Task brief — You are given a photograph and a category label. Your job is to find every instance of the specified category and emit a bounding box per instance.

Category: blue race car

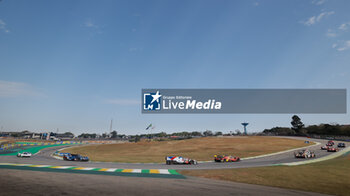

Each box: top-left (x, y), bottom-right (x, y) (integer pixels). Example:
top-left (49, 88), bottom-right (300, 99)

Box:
top-left (63, 153), bottom-right (89, 161)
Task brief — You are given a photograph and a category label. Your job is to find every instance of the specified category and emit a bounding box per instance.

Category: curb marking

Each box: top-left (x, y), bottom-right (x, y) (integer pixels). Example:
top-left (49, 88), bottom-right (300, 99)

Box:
top-left (0, 162), bottom-right (181, 176)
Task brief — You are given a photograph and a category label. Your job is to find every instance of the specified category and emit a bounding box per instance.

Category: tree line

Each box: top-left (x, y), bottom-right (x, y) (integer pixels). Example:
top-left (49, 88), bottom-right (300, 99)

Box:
top-left (263, 115), bottom-right (350, 136)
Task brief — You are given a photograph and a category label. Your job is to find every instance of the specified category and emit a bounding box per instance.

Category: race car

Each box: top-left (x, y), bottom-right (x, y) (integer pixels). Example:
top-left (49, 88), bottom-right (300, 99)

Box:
top-left (214, 155), bottom-right (240, 162)
top-left (326, 140), bottom-right (334, 146)
top-left (321, 145), bottom-right (330, 150)
top-left (63, 153), bottom-right (89, 161)
top-left (165, 156), bottom-right (197, 165)
top-left (327, 147), bottom-right (339, 152)
top-left (17, 152), bottom-right (32, 158)
top-left (338, 143), bottom-right (346, 148)
top-left (294, 149), bottom-right (315, 158)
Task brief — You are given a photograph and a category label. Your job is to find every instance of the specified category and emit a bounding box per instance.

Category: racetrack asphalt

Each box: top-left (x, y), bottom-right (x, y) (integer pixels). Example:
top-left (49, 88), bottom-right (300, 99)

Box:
top-left (0, 136), bottom-right (342, 196)
top-left (0, 168), bottom-right (329, 196)
top-left (0, 137), bottom-right (347, 170)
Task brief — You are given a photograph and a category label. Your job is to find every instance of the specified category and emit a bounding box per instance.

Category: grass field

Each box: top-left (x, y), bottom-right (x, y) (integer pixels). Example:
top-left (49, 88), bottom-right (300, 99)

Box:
top-left (0, 144), bottom-right (73, 156)
top-left (61, 136), bottom-right (312, 163)
top-left (180, 152), bottom-right (350, 196)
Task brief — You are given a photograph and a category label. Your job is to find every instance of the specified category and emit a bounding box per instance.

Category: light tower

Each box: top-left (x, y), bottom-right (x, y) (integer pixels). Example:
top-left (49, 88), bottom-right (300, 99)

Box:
top-left (241, 122), bottom-right (249, 135)
top-left (109, 119), bottom-right (113, 133)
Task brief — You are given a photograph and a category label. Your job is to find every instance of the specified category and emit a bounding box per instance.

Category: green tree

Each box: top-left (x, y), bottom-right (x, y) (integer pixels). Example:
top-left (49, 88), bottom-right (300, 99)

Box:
top-left (203, 130), bottom-right (213, 136)
top-left (291, 115), bottom-right (304, 132)
top-left (135, 135), bottom-right (140, 143)
top-left (191, 131), bottom-right (202, 136)
top-left (111, 131), bottom-right (117, 138)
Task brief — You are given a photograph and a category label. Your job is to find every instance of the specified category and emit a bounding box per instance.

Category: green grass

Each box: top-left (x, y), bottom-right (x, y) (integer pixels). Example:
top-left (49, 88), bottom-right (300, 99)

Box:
top-left (180, 153), bottom-right (350, 196)
top-left (0, 144), bottom-right (71, 156)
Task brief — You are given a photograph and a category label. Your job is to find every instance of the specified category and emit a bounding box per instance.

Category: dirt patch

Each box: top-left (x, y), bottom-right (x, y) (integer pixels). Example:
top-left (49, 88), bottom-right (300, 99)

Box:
top-left (61, 136), bottom-right (312, 163)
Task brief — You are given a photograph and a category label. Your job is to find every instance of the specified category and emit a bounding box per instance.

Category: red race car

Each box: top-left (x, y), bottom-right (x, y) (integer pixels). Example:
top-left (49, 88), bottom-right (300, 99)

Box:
top-left (327, 147), bottom-right (339, 152)
top-left (326, 140), bottom-right (335, 146)
top-left (214, 155), bottom-right (240, 162)
top-left (321, 145), bottom-right (330, 150)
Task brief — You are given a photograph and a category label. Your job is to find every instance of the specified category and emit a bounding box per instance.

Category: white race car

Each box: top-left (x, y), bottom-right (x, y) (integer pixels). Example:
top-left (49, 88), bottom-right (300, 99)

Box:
top-left (165, 156), bottom-right (197, 165)
top-left (17, 152), bottom-right (32, 158)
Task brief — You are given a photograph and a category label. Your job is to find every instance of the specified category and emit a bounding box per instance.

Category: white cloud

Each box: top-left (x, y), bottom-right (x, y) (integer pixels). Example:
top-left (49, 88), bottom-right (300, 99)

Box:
top-left (129, 47), bottom-right (143, 52)
top-left (336, 40), bottom-right (350, 51)
top-left (317, 11), bottom-right (334, 22)
top-left (253, 2), bottom-right (259, 6)
top-left (303, 16), bottom-right (316, 26)
top-left (84, 20), bottom-right (98, 28)
top-left (0, 81), bottom-right (43, 98)
top-left (82, 19), bottom-right (103, 37)
top-left (104, 99), bottom-right (139, 105)
top-left (326, 29), bottom-right (337, 37)
top-left (0, 19), bottom-right (10, 33)
top-left (312, 0), bottom-right (327, 5)
top-left (339, 22), bottom-right (350, 30)
top-left (302, 11), bottom-right (334, 26)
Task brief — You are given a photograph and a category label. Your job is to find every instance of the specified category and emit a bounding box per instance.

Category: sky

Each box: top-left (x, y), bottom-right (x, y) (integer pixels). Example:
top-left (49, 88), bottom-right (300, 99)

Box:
top-left (0, 0), bottom-right (349, 135)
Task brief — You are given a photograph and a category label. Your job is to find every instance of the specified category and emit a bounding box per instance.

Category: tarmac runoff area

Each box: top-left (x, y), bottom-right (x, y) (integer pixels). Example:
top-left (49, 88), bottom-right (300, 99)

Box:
top-left (0, 168), bottom-right (328, 196)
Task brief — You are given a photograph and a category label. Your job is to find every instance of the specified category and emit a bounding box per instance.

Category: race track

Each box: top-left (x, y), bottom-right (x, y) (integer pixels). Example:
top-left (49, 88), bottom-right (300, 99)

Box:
top-left (0, 137), bottom-right (345, 196)
top-left (0, 137), bottom-right (348, 170)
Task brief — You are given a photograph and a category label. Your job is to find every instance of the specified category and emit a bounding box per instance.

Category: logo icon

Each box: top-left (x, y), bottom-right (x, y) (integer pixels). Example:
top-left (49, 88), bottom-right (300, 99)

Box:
top-left (143, 91), bottom-right (162, 110)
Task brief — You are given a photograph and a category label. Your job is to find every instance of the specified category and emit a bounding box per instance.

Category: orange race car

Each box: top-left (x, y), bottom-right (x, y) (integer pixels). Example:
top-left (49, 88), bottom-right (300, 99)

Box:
top-left (214, 155), bottom-right (240, 162)
top-left (327, 147), bottom-right (339, 152)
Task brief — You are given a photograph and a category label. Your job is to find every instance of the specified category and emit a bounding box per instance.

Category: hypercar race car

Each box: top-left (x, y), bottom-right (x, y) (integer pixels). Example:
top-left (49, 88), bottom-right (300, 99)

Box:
top-left (326, 140), bottom-right (335, 146)
top-left (338, 143), bottom-right (346, 148)
top-left (63, 153), bottom-right (89, 161)
top-left (327, 147), bottom-right (339, 152)
top-left (321, 145), bottom-right (330, 150)
top-left (165, 156), bottom-right (197, 165)
top-left (214, 155), bottom-right (240, 162)
top-left (294, 150), bottom-right (315, 158)
top-left (17, 152), bottom-right (32, 158)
